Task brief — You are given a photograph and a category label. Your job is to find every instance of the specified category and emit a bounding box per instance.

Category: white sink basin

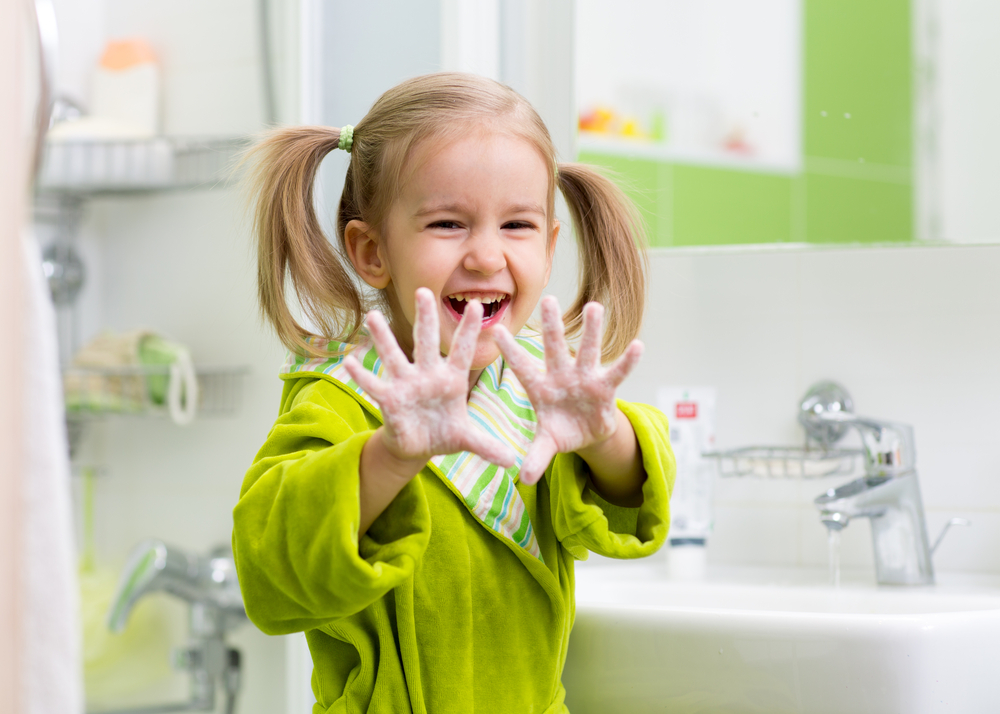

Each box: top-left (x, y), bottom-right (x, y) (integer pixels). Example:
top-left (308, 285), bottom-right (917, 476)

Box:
top-left (564, 564), bottom-right (1000, 714)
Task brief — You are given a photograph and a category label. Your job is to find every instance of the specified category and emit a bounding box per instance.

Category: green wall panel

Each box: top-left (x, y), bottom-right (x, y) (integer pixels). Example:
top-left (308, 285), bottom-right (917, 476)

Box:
top-left (672, 166), bottom-right (792, 246)
top-left (805, 173), bottom-right (912, 243)
top-left (803, 0), bottom-right (913, 243)
top-left (580, 152), bottom-right (793, 247)
top-left (805, 0), bottom-right (912, 166)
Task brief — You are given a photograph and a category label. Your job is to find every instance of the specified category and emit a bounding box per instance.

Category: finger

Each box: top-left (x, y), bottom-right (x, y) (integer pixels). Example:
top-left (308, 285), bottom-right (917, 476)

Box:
top-left (518, 432), bottom-right (558, 486)
top-left (412, 287), bottom-right (442, 368)
top-left (540, 295), bottom-right (572, 373)
top-left (366, 311), bottom-right (410, 376)
top-left (343, 355), bottom-right (388, 401)
top-left (577, 302), bottom-right (604, 369)
top-left (492, 325), bottom-right (542, 391)
top-left (604, 339), bottom-right (644, 388)
top-left (459, 428), bottom-right (517, 469)
top-left (447, 299), bottom-right (483, 370)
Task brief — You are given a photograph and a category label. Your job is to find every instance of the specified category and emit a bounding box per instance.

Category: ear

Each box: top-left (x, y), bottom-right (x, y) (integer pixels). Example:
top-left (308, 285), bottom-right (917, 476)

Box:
top-left (543, 219), bottom-right (560, 285)
top-left (344, 219), bottom-right (391, 289)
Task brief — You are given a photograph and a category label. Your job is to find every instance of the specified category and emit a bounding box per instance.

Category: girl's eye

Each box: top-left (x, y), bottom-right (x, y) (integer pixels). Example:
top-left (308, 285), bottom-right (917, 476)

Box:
top-left (429, 220), bottom-right (461, 230)
top-left (503, 221), bottom-right (535, 231)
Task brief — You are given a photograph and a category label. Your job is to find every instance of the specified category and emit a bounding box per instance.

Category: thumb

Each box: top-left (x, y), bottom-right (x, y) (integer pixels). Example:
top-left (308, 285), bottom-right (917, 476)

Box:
top-left (518, 433), bottom-right (558, 486)
top-left (459, 429), bottom-right (517, 470)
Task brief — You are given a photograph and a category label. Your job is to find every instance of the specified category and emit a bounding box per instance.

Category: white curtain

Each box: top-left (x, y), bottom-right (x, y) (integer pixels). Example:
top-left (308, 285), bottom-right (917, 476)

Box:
top-left (8, 0), bottom-right (85, 710)
top-left (20, 228), bottom-right (85, 714)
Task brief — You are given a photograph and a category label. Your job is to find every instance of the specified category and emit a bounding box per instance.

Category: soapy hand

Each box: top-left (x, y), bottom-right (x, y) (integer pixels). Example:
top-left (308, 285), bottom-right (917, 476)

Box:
top-left (343, 287), bottom-right (517, 469)
top-left (492, 296), bottom-right (643, 486)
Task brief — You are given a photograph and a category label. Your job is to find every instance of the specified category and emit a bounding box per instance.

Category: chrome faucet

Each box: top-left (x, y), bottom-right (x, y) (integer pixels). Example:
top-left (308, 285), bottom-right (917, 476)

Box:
top-left (92, 540), bottom-right (247, 714)
top-left (801, 382), bottom-right (936, 586)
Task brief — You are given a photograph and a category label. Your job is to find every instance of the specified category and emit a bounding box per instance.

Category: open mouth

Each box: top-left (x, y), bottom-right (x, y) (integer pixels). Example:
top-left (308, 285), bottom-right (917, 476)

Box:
top-left (444, 292), bottom-right (510, 323)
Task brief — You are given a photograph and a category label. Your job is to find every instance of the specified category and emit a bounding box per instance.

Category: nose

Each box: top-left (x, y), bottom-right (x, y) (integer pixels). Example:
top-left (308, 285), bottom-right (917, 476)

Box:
top-left (462, 230), bottom-right (506, 275)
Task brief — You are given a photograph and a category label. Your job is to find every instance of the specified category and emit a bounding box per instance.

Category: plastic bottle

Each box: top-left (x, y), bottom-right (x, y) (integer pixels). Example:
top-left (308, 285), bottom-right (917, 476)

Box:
top-left (658, 386), bottom-right (716, 580)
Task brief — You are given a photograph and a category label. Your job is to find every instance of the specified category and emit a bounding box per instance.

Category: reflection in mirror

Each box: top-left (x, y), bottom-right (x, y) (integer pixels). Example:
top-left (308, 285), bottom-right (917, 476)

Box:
top-left (576, 0), bottom-right (1000, 246)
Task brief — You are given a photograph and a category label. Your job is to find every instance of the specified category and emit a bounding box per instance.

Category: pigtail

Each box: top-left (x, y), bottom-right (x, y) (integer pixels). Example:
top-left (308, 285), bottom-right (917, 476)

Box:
top-left (243, 126), bottom-right (364, 358)
top-left (556, 162), bottom-right (649, 362)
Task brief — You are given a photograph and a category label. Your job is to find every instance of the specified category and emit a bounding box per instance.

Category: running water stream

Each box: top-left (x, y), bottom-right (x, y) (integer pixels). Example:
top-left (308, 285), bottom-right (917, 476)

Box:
top-left (828, 529), bottom-right (841, 588)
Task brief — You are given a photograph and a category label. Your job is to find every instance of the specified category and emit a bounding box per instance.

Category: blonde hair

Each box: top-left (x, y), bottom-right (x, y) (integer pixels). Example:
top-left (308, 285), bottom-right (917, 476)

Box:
top-left (244, 72), bottom-right (648, 361)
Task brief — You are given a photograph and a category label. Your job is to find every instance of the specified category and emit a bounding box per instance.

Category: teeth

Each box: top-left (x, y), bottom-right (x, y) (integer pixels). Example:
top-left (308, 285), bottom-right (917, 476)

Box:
top-left (448, 293), bottom-right (507, 304)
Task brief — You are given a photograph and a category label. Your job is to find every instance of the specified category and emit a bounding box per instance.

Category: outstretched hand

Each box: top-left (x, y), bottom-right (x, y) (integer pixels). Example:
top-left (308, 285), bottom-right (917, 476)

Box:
top-left (492, 296), bottom-right (643, 485)
top-left (343, 287), bottom-right (517, 469)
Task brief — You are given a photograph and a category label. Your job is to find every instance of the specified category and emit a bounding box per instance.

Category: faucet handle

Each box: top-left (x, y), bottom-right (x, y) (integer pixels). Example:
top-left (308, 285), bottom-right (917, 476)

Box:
top-left (931, 517), bottom-right (972, 555)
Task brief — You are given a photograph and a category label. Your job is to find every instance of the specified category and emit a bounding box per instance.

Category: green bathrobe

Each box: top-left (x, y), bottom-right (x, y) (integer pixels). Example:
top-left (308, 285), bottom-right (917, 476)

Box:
top-left (233, 345), bottom-right (674, 713)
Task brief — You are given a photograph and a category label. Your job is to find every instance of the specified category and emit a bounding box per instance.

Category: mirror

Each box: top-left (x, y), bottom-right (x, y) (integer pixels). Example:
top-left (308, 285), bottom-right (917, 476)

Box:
top-left (575, 0), bottom-right (1000, 247)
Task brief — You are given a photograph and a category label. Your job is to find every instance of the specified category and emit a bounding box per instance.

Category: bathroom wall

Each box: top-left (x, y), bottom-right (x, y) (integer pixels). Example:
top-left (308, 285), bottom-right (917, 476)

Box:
top-left (571, 0), bottom-right (1000, 578)
top-left (938, 0), bottom-right (1000, 242)
top-left (614, 242), bottom-right (1000, 576)
top-left (49, 1), bottom-right (1000, 711)
top-left (577, 0), bottom-right (914, 248)
top-left (52, 0), bottom-right (297, 712)
top-left (78, 190), bottom-right (288, 712)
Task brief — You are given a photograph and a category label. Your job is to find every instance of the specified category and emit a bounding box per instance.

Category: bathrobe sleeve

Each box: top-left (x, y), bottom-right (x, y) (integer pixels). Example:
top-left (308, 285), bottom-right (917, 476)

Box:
top-left (546, 400), bottom-right (675, 560)
top-left (232, 379), bottom-right (431, 635)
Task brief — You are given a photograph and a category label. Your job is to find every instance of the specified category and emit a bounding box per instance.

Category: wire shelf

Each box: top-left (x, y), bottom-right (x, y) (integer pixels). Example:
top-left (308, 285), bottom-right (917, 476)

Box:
top-left (37, 136), bottom-right (251, 194)
top-left (63, 365), bottom-right (249, 420)
top-left (702, 445), bottom-right (863, 479)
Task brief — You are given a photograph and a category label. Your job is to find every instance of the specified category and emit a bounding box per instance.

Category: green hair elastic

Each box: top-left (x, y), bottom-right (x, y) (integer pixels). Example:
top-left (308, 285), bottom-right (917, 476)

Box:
top-left (338, 125), bottom-right (354, 153)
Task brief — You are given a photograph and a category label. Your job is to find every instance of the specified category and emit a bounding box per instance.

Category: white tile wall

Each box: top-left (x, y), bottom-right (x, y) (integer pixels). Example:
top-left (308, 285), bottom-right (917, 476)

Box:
top-left (75, 189), bottom-right (287, 714)
top-left (617, 243), bottom-right (1000, 575)
top-left (51, 0), bottom-right (295, 711)
top-left (103, 0), bottom-right (266, 135)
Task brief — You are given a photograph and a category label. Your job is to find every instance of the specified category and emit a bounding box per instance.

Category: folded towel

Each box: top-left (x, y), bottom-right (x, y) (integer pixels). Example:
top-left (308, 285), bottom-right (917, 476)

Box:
top-left (63, 331), bottom-right (198, 425)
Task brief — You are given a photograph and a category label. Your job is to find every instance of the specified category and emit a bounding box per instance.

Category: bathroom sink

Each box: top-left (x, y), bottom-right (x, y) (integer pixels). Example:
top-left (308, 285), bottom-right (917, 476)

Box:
top-left (564, 564), bottom-right (1000, 714)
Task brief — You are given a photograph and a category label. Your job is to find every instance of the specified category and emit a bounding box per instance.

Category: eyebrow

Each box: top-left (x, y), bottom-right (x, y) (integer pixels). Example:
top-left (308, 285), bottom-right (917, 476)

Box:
top-left (413, 202), bottom-right (546, 217)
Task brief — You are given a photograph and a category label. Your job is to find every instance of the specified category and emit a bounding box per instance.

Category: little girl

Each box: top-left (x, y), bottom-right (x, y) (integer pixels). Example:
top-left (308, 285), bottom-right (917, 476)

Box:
top-left (233, 73), bottom-right (675, 714)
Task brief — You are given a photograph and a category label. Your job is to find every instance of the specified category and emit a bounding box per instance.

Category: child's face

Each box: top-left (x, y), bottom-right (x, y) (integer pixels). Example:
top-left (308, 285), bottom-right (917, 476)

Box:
top-left (376, 130), bottom-right (557, 369)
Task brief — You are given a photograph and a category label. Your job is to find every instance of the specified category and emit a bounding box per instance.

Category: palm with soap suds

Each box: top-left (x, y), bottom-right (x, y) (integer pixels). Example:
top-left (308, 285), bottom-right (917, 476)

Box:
top-left (493, 296), bottom-right (644, 486)
top-left (343, 287), bottom-right (517, 468)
